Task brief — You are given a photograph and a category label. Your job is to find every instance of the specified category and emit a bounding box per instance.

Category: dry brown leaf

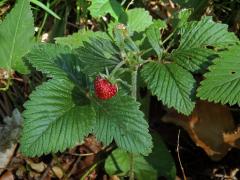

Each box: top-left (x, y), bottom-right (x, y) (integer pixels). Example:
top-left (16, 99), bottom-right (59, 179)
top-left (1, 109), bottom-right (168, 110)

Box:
top-left (110, 175), bottom-right (120, 180)
top-left (0, 171), bottom-right (14, 180)
top-left (162, 100), bottom-right (235, 160)
top-left (26, 159), bottom-right (47, 173)
top-left (223, 127), bottom-right (240, 148)
top-left (0, 144), bottom-right (17, 174)
top-left (175, 176), bottom-right (181, 180)
top-left (15, 165), bottom-right (25, 179)
top-left (52, 166), bottom-right (63, 179)
top-left (29, 171), bottom-right (41, 179)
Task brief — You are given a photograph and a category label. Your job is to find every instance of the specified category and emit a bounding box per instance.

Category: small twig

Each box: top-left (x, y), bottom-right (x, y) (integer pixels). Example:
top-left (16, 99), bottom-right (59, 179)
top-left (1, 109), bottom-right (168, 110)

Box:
top-left (67, 22), bottom-right (79, 28)
top-left (121, 0), bottom-right (127, 6)
top-left (66, 156), bottom-right (82, 179)
top-left (0, 97), bottom-right (7, 117)
top-left (138, 48), bottom-right (153, 57)
top-left (139, 59), bottom-right (152, 67)
top-left (2, 93), bottom-right (10, 115)
top-left (162, 32), bottom-right (174, 45)
top-left (126, 0), bottom-right (134, 10)
top-left (177, 129), bottom-right (187, 180)
top-left (66, 152), bottom-right (95, 157)
top-left (12, 77), bottom-right (24, 82)
top-left (40, 158), bottom-right (55, 180)
top-left (165, 38), bottom-right (174, 52)
top-left (80, 159), bottom-right (105, 180)
top-left (37, 1), bottom-right (49, 41)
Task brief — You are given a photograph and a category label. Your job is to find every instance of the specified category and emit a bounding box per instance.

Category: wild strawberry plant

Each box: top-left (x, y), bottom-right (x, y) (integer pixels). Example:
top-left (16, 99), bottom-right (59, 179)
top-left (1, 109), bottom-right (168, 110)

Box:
top-left (0, 0), bottom-right (239, 179)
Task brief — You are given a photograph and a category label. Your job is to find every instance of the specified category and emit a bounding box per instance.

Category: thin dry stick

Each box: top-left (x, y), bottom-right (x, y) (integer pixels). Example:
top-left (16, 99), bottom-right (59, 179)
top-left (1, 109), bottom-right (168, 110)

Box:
top-left (66, 156), bottom-right (82, 179)
top-left (66, 152), bottom-right (95, 157)
top-left (126, 0), bottom-right (134, 10)
top-left (40, 158), bottom-right (54, 180)
top-left (177, 129), bottom-right (187, 180)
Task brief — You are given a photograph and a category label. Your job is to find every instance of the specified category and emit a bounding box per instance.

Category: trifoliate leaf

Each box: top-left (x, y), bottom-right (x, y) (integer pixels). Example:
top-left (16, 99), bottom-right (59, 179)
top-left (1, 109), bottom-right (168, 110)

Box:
top-left (119, 8), bottom-right (153, 33)
top-left (76, 37), bottom-right (122, 76)
top-left (0, 0), bottom-right (34, 74)
top-left (171, 16), bottom-right (238, 72)
top-left (141, 62), bottom-right (195, 115)
top-left (197, 45), bottom-right (240, 105)
top-left (55, 30), bottom-right (109, 49)
top-left (88, 0), bottom-right (124, 20)
top-left (25, 43), bottom-right (88, 87)
top-left (26, 44), bottom-right (74, 79)
top-left (93, 95), bottom-right (152, 155)
top-left (20, 79), bottom-right (96, 156)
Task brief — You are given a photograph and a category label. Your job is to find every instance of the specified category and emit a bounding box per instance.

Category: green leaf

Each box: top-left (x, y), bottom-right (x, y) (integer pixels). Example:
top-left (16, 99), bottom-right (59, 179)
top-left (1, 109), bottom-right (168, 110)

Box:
top-left (197, 45), bottom-right (240, 105)
top-left (141, 62), bottom-right (195, 115)
top-left (47, 5), bottom-right (68, 41)
top-left (104, 149), bottom-right (157, 179)
top-left (76, 37), bottom-right (122, 76)
top-left (172, 8), bottom-right (192, 29)
top-left (105, 132), bottom-right (176, 179)
top-left (26, 44), bottom-right (73, 79)
top-left (20, 79), bottom-right (96, 156)
top-left (173, 0), bottom-right (209, 18)
top-left (0, 0), bottom-right (7, 7)
top-left (119, 8), bottom-right (153, 34)
top-left (146, 20), bottom-right (166, 58)
top-left (172, 48), bottom-right (214, 72)
top-left (55, 30), bottom-right (109, 49)
top-left (93, 95), bottom-right (152, 155)
top-left (25, 43), bottom-right (80, 79)
top-left (88, 0), bottom-right (124, 20)
top-left (105, 149), bottom-right (131, 176)
top-left (134, 155), bottom-right (158, 180)
top-left (26, 43), bottom-right (91, 89)
top-left (0, 0), bottom-right (34, 74)
top-left (30, 0), bottom-right (60, 20)
top-left (145, 132), bottom-right (176, 180)
top-left (171, 16), bottom-right (238, 72)
top-left (179, 16), bottom-right (237, 49)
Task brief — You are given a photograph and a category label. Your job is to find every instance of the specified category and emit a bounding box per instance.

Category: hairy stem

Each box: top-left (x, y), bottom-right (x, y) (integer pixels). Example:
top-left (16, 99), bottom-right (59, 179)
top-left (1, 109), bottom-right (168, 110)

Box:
top-left (162, 31), bottom-right (174, 45)
top-left (131, 69), bottom-right (138, 100)
top-left (129, 66), bottom-right (138, 180)
top-left (110, 60), bottom-right (126, 78)
top-left (129, 153), bottom-right (135, 180)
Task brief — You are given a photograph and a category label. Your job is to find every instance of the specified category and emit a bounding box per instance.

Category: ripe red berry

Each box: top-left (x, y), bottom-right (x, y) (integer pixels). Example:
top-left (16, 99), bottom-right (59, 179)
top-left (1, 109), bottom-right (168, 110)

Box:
top-left (94, 76), bottom-right (118, 100)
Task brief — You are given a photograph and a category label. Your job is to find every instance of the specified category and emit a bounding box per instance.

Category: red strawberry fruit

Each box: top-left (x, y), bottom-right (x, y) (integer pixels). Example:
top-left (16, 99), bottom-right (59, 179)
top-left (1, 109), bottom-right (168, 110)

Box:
top-left (94, 76), bottom-right (118, 100)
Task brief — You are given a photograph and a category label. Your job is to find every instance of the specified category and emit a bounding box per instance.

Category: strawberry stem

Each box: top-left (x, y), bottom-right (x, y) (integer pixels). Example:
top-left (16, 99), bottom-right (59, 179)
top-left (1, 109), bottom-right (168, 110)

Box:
top-left (131, 68), bottom-right (138, 100)
top-left (109, 60), bottom-right (126, 79)
top-left (129, 65), bottom-right (139, 180)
